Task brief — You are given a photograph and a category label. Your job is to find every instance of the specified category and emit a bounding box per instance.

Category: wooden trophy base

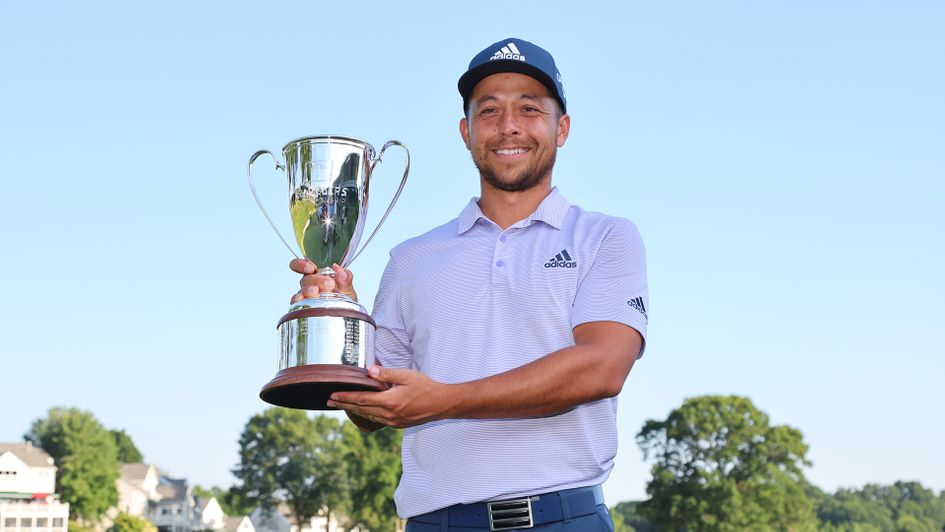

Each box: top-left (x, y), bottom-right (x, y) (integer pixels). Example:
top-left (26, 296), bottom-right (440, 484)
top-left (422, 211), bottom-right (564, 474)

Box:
top-left (259, 364), bottom-right (388, 410)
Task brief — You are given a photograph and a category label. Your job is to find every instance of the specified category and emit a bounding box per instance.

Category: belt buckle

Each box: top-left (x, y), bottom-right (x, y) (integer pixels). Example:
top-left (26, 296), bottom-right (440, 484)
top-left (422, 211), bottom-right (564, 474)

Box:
top-left (487, 497), bottom-right (534, 530)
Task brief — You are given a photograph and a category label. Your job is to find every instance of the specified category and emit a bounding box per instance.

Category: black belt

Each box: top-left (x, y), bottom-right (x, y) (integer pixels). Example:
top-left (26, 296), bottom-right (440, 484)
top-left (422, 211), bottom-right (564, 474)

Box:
top-left (409, 484), bottom-right (605, 530)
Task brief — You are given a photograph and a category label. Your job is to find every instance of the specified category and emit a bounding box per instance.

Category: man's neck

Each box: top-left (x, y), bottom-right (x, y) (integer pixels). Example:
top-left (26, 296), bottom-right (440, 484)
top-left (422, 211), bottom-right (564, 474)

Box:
top-left (477, 182), bottom-right (553, 230)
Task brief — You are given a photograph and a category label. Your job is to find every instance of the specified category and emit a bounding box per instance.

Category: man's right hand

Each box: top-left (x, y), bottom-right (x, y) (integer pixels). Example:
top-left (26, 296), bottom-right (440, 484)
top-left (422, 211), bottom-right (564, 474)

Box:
top-left (289, 259), bottom-right (359, 303)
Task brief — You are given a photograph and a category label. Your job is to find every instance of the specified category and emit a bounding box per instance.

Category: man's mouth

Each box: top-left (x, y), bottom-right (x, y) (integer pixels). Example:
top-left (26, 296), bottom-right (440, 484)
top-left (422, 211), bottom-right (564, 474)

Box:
top-left (493, 147), bottom-right (530, 156)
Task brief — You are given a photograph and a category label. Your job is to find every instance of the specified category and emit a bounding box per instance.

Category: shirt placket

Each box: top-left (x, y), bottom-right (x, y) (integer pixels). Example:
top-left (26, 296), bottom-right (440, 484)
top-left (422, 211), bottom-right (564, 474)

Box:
top-left (492, 231), bottom-right (509, 282)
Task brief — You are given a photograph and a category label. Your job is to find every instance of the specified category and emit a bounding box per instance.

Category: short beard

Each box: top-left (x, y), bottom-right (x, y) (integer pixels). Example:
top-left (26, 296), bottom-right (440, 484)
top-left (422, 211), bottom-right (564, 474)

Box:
top-left (475, 151), bottom-right (557, 193)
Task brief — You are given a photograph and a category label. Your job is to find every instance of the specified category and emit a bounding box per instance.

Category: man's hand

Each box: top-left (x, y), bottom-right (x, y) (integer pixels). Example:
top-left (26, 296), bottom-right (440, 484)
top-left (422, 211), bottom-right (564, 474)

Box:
top-left (334, 322), bottom-right (640, 427)
top-left (327, 366), bottom-right (456, 429)
top-left (289, 259), bottom-right (358, 303)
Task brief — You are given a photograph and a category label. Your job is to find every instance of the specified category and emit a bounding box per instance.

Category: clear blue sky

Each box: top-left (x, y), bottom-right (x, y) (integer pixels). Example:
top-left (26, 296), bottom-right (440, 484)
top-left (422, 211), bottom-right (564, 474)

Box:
top-left (1, 1), bottom-right (942, 503)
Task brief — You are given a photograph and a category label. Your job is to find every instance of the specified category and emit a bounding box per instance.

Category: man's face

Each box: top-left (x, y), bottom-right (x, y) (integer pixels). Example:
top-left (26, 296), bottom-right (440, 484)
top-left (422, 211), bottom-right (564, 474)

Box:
top-left (460, 73), bottom-right (570, 193)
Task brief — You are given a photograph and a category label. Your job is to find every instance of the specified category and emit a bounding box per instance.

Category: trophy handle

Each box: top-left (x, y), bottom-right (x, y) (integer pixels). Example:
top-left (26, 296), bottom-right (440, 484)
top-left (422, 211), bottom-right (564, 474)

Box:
top-left (348, 140), bottom-right (410, 265)
top-left (247, 149), bottom-right (299, 259)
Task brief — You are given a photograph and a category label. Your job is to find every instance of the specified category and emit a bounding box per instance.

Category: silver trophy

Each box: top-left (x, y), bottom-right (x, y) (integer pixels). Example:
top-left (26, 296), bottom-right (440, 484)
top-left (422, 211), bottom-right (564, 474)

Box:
top-left (247, 135), bottom-right (409, 410)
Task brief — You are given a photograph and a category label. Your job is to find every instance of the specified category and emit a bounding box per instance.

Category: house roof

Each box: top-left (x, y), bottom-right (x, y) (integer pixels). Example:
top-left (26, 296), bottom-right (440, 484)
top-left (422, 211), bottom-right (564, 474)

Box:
top-left (0, 443), bottom-right (55, 467)
top-left (223, 516), bottom-right (252, 532)
top-left (195, 497), bottom-right (212, 512)
top-left (120, 463), bottom-right (153, 481)
top-left (153, 475), bottom-right (189, 502)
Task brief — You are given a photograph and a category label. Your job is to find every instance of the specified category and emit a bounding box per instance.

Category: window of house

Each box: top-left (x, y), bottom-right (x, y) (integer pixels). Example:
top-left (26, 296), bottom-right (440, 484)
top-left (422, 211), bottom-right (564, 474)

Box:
top-left (37, 518), bottom-right (49, 527)
top-left (52, 519), bottom-right (64, 527)
top-left (4, 518), bottom-right (17, 528)
top-left (22, 518), bottom-right (33, 528)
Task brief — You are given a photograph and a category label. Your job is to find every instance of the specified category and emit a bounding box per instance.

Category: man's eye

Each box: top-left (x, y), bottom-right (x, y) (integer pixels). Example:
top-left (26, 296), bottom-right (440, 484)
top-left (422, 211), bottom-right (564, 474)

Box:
top-left (522, 106), bottom-right (540, 113)
top-left (480, 108), bottom-right (497, 115)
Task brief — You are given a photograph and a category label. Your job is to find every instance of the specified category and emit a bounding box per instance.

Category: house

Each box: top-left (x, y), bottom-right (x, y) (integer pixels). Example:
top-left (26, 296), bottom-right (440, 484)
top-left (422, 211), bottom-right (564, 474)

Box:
top-left (116, 464), bottom-right (160, 516)
top-left (222, 517), bottom-right (253, 532)
top-left (193, 497), bottom-right (224, 531)
top-left (113, 465), bottom-right (253, 532)
top-left (150, 476), bottom-right (193, 532)
top-left (249, 505), bottom-right (350, 532)
top-left (0, 443), bottom-right (70, 532)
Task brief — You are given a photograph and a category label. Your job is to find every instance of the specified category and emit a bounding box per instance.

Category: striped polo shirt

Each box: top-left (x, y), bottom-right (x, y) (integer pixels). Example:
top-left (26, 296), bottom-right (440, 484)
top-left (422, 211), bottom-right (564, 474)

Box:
top-left (372, 187), bottom-right (648, 518)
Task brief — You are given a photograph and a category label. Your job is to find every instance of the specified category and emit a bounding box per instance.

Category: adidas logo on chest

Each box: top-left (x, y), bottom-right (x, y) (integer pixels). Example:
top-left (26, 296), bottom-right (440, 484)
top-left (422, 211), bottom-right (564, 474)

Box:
top-left (544, 249), bottom-right (577, 269)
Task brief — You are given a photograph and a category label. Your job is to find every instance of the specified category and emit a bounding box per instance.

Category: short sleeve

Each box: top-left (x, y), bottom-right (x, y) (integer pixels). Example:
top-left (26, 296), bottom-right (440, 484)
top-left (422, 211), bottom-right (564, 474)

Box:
top-left (571, 219), bottom-right (649, 357)
top-left (371, 252), bottom-right (413, 369)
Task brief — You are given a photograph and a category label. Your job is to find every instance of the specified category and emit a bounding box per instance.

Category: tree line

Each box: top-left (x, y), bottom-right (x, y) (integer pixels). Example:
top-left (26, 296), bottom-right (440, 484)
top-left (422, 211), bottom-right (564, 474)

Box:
top-left (611, 395), bottom-right (945, 531)
top-left (20, 397), bottom-right (945, 532)
top-left (20, 406), bottom-right (401, 532)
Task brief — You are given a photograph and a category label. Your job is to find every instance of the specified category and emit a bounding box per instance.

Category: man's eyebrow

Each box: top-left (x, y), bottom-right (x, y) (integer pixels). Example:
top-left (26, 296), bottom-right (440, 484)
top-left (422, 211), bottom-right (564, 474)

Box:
top-left (474, 93), bottom-right (547, 106)
top-left (474, 95), bottom-right (498, 106)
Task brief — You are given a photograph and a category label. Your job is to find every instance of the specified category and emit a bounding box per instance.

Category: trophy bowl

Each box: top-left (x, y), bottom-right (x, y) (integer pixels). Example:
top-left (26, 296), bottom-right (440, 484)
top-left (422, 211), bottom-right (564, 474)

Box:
top-left (248, 135), bottom-right (409, 410)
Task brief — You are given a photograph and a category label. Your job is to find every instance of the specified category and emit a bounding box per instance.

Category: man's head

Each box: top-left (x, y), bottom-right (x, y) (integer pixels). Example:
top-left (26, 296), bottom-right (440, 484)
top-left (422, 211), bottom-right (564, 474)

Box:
top-left (458, 38), bottom-right (567, 116)
top-left (458, 39), bottom-right (570, 193)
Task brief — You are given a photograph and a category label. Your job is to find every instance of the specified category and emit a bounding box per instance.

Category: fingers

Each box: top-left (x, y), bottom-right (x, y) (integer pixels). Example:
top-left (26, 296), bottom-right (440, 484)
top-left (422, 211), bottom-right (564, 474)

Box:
top-left (288, 260), bottom-right (358, 302)
top-left (289, 258), bottom-right (316, 274)
top-left (330, 263), bottom-right (359, 301)
top-left (300, 273), bottom-right (335, 294)
top-left (290, 277), bottom-right (335, 303)
top-left (330, 393), bottom-right (388, 427)
top-left (368, 365), bottom-right (412, 385)
top-left (331, 263), bottom-right (354, 289)
top-left (328, 390), bottom-right (379, 409)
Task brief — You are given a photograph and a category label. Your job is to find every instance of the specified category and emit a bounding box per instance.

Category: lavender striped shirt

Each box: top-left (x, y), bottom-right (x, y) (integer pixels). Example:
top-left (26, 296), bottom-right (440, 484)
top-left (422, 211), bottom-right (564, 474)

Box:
top-left (372, 187), bottom-right (648, 518)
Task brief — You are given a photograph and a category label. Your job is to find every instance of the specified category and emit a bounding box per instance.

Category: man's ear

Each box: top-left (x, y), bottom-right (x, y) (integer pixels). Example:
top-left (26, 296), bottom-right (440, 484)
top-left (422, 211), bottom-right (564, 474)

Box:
top-left (459, 116), bottom-right (471, 150)
top-left (557, 113), bottom-right (571, 147)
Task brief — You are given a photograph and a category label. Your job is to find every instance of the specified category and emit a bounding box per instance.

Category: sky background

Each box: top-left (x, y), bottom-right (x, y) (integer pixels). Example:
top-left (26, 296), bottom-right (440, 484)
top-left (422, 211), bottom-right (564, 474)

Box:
top-left (1, 1), bottom-right (943, 505)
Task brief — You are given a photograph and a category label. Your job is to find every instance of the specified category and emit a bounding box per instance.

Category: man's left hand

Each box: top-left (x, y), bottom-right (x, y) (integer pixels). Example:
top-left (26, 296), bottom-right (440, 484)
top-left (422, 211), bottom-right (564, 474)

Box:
top-left (328, 366), bottom-right (454, 429)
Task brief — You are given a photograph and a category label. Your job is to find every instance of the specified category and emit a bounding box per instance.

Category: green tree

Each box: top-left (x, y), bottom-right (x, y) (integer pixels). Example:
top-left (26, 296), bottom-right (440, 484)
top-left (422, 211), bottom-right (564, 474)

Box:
top-left (25, 407), bottom-right (120, 523)
top-left (609, 505), bottom-right (635, 532)
top-left (611, 501), bottom-right (653, 532)
top-left (231, 408), bottom-right (347, 532)
top-left (107, 513), bottom-right (156, 532)
top-left (817, 482), bottom-right (945, 531)
top-left (636, 395), bottom-right (817, 531)
top-left (68, 521), bottom-right (95, 532)
top-left (338, 422), bottom-right (402, 532)
top-left (111, 429), bottom-right (143, 464)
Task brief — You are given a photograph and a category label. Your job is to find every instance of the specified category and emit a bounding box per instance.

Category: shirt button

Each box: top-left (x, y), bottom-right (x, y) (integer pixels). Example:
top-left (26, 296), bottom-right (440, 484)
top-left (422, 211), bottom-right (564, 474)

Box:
top-left (496, 260), bottom-right (504, 267)
top-left (499, 235), bottom-right (507, 242)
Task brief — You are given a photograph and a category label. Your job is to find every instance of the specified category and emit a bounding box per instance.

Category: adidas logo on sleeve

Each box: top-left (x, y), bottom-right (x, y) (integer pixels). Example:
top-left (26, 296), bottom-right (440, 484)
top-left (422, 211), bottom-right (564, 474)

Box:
top-left (544, 249), bottom-right (577, 268)
top-left (627, 296), bottom-right (648, 321)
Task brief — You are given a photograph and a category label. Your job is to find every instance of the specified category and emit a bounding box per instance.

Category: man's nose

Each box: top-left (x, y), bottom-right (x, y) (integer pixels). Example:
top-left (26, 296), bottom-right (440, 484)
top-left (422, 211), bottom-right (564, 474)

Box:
top-left (498, 111), bottom-right (521, 135)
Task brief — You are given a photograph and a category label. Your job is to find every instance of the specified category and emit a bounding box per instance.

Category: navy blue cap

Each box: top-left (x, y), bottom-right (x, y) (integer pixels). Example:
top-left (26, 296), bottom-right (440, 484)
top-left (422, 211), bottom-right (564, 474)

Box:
top-left (458, 38), bottom-right (566, 114)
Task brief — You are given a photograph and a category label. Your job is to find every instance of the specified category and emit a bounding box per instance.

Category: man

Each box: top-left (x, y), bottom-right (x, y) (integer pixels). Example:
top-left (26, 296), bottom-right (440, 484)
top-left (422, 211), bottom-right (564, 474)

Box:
top-left (291, 38), bottom-right (648, 531)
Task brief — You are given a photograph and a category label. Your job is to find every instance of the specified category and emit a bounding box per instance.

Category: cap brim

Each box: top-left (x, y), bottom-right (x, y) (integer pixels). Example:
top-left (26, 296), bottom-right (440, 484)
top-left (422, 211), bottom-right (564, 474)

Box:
top-left (458, 60), bottom-right (564, 112)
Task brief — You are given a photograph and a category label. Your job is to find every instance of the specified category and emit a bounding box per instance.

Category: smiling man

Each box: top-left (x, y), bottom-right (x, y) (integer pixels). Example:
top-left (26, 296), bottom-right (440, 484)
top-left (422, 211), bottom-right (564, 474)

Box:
top-left (291, 38), bottom-right (649, 531)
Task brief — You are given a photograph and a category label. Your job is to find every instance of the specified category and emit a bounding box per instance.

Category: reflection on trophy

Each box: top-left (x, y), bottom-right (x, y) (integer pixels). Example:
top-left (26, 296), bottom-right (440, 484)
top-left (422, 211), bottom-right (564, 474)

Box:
top-left (247, 135), bottom-right (409, 410)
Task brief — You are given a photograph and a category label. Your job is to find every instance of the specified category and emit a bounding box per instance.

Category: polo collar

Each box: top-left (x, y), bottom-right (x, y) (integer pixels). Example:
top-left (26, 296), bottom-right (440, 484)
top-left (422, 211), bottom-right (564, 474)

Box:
top-left (457, 187), bottom-right (571, 234)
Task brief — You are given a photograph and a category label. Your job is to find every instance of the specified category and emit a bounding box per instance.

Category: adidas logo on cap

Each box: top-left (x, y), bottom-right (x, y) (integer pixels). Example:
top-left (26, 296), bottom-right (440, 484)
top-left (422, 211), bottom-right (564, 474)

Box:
top-left (490, 42), bottom-right (526, 62)
top-left (544, 249), bottom-right (577, 268)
